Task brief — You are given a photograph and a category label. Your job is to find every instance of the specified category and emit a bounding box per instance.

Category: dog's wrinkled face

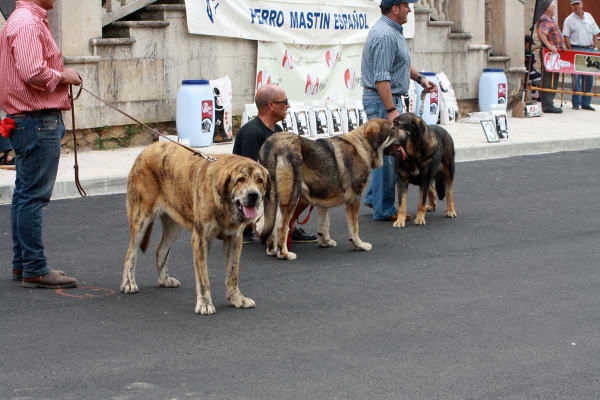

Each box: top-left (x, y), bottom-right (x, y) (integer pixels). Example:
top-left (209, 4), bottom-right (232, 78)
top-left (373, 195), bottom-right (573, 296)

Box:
top-left (393, 113), bottom-right (428, 144)
top-left (364, 118), bottom-right (409, 160)
top-left (217, 162), bottom-right (271, 221)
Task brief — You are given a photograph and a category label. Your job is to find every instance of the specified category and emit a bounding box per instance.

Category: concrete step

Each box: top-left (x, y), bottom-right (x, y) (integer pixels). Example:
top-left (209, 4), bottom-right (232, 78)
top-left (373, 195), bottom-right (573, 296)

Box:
top-left (102, 20), bottom-right (170, 39)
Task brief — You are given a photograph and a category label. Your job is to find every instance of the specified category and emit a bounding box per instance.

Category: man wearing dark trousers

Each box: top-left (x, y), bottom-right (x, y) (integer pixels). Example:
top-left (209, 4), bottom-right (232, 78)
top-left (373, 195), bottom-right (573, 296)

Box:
top-left (233, 84), bottom-right (317, 245)
top-left (0, 0), bottom-right (82, 287)
top-left (537, 3), bottom-right (565, 114)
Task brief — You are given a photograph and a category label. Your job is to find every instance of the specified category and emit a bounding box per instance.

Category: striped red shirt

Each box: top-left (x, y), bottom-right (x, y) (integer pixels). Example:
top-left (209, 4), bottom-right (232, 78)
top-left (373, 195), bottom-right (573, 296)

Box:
top-left (0, 1), bottom-right (70, 114)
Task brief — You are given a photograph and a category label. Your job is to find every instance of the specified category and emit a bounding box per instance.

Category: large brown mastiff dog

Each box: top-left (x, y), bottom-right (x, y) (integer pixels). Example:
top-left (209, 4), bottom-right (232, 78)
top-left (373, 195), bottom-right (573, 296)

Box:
top-left (120, 142), bottom-right (270, 315)
top-left (392, 113), bottom-right (457, 228)
top-left (259, 118), bottom-right (408, 260)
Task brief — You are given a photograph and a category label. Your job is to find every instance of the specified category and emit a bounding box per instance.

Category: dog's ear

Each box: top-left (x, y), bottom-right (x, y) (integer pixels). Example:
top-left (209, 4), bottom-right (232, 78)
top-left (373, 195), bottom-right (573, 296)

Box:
top-left (216, 169), bottom-right (232, 204)
top-left (364, 119), bottom-right (385, 150)
top-left (408, 115), bottom-right (427, 139)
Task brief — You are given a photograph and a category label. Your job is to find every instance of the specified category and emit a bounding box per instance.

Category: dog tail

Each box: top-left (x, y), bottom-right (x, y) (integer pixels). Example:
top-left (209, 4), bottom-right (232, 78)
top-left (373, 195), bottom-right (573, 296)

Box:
top-left (260, 155), bottom-right (279, 245)
top-left (139, 221), bottom-right (154, 253)
top-left (435, 171), bottom-right (446, 200)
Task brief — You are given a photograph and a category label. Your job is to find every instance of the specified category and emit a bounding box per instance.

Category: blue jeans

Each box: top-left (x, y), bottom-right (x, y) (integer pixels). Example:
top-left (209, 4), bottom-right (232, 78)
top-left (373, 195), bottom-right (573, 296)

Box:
top-left (8, 111), bottom-right (64, 278)
top-left (571, 47), bottom-right (597, 108)
top-left (362, 90), bottom-right (404, 220)
top-left (0, 136), bottom-right (12, 153)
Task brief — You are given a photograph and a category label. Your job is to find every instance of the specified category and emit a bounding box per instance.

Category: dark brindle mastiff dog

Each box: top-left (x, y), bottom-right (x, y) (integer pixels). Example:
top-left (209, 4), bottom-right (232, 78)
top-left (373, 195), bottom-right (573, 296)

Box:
top-left (259, 118), bottom-right (408, 260)
top-left (121, 142), bottom-right (270, 315)
top-left (393, 113), bottom-right (457, 228)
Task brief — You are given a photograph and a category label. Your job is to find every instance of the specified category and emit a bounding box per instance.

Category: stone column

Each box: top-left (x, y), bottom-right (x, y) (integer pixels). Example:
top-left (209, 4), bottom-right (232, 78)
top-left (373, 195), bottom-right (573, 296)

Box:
top-left (447, 0), bottom-right (486, 43)
top-left (48, 0), bottom-right (103, 57)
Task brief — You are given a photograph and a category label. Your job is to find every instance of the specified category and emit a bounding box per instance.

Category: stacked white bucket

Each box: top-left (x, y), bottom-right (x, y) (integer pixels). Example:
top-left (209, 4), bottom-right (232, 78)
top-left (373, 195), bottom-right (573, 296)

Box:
top-left (176, 80), bottom-right (215, 147)
top-left (478, 68), bottom-right (508, 112)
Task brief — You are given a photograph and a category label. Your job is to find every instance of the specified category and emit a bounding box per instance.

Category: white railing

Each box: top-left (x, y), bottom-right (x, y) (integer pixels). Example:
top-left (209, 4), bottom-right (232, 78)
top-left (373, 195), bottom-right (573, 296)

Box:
top-left (415, 0), bottom-right (449, 21)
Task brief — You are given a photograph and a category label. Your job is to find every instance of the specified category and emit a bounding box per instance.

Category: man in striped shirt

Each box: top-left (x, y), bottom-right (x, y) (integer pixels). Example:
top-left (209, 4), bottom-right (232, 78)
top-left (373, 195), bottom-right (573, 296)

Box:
top-left (0, 0), bottom-right (82, 288)
top-left (361, 0), bottom-right (437, 221)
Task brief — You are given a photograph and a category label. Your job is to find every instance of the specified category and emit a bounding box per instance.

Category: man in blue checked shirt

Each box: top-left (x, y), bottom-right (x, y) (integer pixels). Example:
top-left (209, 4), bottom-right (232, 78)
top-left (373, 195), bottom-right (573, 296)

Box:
top-left (361, 0), bottom-right (438, 221)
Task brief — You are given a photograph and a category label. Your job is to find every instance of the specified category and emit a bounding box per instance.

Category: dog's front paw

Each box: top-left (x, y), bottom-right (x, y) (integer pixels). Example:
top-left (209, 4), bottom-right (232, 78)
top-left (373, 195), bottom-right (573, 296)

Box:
top-left (319, 238), bottom-right (337, 248)
top-left (393, 218), bottom-right (406, 228)
top-left (353, 241), bottom-right (372, 251)
top-left (159, 277), bottom-right (181, 288)
top-left (195, 302), bottom-right (216, 315)
top-left (426, 203), bottom-right (437, 212)
top-left (414, 216), bottom-right (426, 226)
top-left (229, 294), bottom-right (256, 309)
top-left (120, 279), bottom-right (139, 294)
top-left (445, 210), bottom-right (457, 218)
top-left (278, 251), bottom-right (297, 260)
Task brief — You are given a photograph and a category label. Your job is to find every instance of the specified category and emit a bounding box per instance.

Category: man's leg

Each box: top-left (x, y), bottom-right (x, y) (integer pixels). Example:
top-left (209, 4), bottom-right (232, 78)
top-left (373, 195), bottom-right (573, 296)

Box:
top-left (9, 115), bottom-right (66, 279)
top-left (581, 74), bottom-right (595, 109)
top-left (539, 49), bottom-right (560, 112)
top-left (572, 73), bottom-right (582, 108)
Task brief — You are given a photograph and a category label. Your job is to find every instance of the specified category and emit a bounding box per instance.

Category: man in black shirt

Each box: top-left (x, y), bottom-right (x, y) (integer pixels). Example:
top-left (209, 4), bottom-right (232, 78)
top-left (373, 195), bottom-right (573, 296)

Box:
top-left (233, 85), bottom-right (317, 244)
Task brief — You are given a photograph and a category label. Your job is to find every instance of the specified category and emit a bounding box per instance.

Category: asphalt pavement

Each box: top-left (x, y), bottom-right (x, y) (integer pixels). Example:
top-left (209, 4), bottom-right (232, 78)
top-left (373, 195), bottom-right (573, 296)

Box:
top-left (1, 148), bottom-right (600, 399)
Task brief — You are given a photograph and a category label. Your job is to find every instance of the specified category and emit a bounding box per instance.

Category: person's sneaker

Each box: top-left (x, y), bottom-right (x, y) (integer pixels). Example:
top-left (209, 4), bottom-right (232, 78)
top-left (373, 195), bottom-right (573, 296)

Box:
top-left (22, 270), bottom-right (78, 289)
top-left (291, 227), bottom-right (318, 243)
top-left (13, 269), bottom-right (65, 281)
top-left (242, 227), bottom-right (255, 244)
top-left (573, 105), bottom-right (580, 110)
top-left (543, 106), bottom-right (563, 114)
top-left (582, 106), bottom-right (596, 111)
top-left (363, 202), bottom-right (373, 208)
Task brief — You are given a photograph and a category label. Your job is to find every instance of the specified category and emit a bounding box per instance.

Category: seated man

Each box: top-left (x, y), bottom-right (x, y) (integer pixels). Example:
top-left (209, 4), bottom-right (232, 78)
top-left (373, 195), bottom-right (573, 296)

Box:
top-left (232, 84), bottom-right (317, 244)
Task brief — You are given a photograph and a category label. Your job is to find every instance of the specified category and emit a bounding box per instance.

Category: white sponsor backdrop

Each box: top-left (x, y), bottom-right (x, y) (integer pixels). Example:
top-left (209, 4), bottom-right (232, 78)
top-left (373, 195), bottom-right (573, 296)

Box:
top-left (185, 0), bottom-right (384, 45)
top-left (257, 42), bottom-right (365, 102)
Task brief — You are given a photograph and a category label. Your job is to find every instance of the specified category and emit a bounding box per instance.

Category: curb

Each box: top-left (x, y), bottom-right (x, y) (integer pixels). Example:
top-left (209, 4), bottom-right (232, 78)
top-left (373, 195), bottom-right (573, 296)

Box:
top-left (2, 137), bottom-right (600, 205)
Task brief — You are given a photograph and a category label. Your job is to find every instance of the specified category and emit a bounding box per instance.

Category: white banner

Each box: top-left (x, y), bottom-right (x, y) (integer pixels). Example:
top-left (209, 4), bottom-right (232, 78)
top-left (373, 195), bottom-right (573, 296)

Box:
top-left (185, 0), bottom-right (383, 45)
top-left (256, 41), bottom-right (365, 102)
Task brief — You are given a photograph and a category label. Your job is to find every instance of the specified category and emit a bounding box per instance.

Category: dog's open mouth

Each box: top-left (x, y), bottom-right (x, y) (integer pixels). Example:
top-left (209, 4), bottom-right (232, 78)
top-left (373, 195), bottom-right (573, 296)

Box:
top-left (385, 144), bottom-right (406, 160)
top-left (237, 201), bottom-right (258, 219)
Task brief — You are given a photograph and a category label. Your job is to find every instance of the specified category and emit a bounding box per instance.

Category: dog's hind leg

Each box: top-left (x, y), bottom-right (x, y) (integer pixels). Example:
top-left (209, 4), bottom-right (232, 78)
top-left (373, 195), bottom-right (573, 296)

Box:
top-left (414, 183), bottom-right (430, 225)
top-left (155, 213), bottom-right (182, 289)
top-left (343, 202), bottom-right (372, 251)
top-left (191, 228), bottom-right (215, 315)
top-left (121, 204), bottom-right (155, 294)
top-left (443, 165), bottom-right (457, 218)
top-left (224, 232), bottom-right (256, 309)
top-left (275, 199), bottom-right (297, 260)
top-left (426, 184), bottom-right (437, 212)
top-left (317, 206), bottom-right (337, 248)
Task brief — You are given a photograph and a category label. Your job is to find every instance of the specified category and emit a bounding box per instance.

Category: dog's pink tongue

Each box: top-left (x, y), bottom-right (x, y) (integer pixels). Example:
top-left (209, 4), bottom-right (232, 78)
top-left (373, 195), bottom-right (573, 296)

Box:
top-left (399, 146), bottom-right (406, 160)
top-left (242, 206), bottom-right (258, 219)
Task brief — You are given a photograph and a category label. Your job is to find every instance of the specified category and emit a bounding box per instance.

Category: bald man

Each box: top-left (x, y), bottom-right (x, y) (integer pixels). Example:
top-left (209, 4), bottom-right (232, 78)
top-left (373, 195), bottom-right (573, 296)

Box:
top-left (233, 85), bottom-right (317, 244)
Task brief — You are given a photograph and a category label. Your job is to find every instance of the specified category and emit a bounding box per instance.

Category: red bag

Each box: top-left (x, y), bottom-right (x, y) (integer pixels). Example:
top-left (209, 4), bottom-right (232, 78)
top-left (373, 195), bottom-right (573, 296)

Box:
top-left (0, 118), bottom-right (16, 138)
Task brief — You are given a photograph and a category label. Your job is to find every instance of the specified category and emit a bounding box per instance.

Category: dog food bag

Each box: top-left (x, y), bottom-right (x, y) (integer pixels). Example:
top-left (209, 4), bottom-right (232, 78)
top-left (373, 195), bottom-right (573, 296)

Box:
top-left (210, 76), bottom-right (233, 143)
top-left (241, 103), bottom-right (258, 127)
top-left (437, 72), bottom-right (460, 125)
top-left (276, 110), bottom-right (296, 133)
top-left (288, 103), bottom-right (311, 137)
top-left (490, 104), bottom-right (509, 140)
top-left (342, 100), bottom-right (360, 133)
top-left (327, 102), bottom-right (344, 136)
top-left (408, 81), bottom-right (417, 114)
top-left (309, 107), bottom-right (330, 137)
top-left (356, 101), bottom-right (368, 126)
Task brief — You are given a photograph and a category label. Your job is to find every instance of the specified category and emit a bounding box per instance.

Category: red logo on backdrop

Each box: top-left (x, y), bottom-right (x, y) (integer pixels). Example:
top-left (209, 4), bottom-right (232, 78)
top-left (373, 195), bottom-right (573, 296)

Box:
top-left (344, 68), bottom-right (356, 89)
top-left (256, 70), bottom-right (271, 91)
top-left (498, 83), bottom-right (507, 102)
top-left (282, 50), bottom-right (294, 70)
top-left (326, 50), bottom-right (338, 68)
top-left (544, 52), bottom-right (571, 71)
top-left (305, 73), bottom-right (320, 96)
top-left (202, 100), bottom-right (213, 119)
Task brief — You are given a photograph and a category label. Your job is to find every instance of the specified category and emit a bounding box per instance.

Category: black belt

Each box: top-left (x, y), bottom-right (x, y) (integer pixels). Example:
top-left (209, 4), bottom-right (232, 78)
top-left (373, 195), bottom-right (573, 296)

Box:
top-left (364, 88), bottom-right (408, 97)
top-left (572, 45), bottom-right (594, 49)
top-left (8, 109), bottom-right (62, 118)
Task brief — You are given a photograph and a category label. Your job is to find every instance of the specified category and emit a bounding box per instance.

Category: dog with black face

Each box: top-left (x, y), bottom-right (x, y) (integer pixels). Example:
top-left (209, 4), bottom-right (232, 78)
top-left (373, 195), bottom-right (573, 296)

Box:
top-left (392, 113), bottom-right (457, 228)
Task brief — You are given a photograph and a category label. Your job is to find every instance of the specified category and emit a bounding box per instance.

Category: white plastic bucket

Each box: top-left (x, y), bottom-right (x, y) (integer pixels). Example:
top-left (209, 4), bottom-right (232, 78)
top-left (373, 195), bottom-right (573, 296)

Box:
top-left (478, 68), bottom-right (508, 112)
top-left (176, 80), bottom-right (215, 147)
top-left (414, 72), bottom-right (440, 125)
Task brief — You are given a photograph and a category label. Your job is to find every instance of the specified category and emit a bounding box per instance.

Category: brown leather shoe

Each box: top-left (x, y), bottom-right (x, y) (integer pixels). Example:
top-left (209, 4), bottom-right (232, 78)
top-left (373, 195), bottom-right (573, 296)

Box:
top-left (13, 269), bottom-right (65, 281)
top-left (386, 213), bottom-right (412, 221)
top-left (22, 270), bottom-right (78, 289)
